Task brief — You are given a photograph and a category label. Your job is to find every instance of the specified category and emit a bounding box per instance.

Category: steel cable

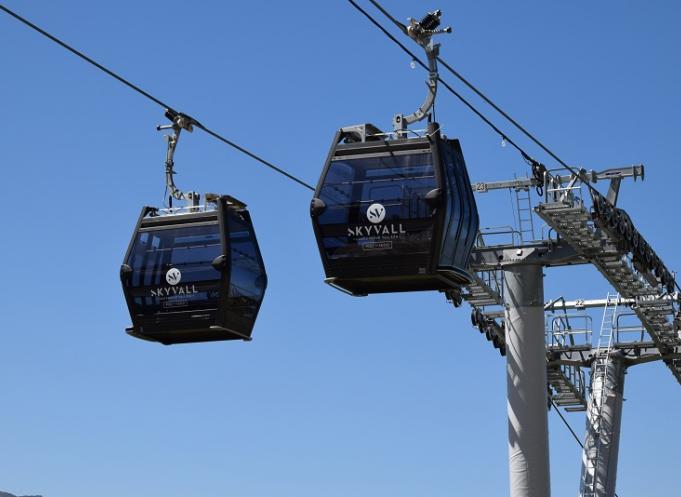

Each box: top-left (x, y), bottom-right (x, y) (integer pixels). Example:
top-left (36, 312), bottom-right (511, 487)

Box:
top-left (0, 3), bottom-right (315, 191)
top-left (349, 0), bottom-right (680, 297)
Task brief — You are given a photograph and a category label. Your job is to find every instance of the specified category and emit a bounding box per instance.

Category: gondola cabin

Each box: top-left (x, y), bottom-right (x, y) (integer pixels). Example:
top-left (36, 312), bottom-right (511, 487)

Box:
top-left (120, 195), bottom-right (267, 345)
top-left (310, 123), bottom-right (479, 296)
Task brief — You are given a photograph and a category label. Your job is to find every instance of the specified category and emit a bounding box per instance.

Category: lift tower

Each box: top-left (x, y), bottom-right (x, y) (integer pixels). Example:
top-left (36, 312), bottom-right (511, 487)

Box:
top-left (504, 263), bottom-right (550, 496)
top-left (339, 6), bottom-right (680, 495)
top-left (459, 164), bottom-right (681, 497)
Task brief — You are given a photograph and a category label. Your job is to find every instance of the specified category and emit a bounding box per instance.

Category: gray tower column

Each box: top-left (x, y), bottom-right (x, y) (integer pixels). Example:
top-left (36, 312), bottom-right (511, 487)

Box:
top-left (504, 264), bottom-right (551, 497)
top-left (579, 354), bottom-right (626, 497)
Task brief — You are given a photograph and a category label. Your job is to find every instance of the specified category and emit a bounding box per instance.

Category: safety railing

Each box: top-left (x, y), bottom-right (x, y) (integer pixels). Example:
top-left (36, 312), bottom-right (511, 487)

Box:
top-left (477, 225), bottom-right (522, 247)
top-left (615, 312), bottom-right (650, 344)
top-left (546, 314), bottom-right (593, 350)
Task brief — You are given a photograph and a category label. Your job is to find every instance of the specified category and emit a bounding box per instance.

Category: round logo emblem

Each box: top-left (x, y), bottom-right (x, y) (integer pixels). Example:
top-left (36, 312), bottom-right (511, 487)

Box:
top-left (166, 267), bottom-right (182, 285)
top-left (367, 203), bottom-right (386, 224)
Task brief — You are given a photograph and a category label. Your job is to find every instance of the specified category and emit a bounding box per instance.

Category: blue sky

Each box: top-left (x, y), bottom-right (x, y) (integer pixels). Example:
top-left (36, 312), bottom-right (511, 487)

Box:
top-left (1, 1), bottom-right (679, 496)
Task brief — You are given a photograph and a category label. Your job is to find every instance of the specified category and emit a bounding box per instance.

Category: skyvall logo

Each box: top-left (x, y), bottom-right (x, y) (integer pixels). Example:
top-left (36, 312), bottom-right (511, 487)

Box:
top-left (367, 203), bottom-right (386, 224)
top-left (166, 268), bottom-right (182, 285)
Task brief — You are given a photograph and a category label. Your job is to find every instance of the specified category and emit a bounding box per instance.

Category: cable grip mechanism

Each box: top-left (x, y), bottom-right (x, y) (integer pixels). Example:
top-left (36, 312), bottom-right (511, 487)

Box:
top-left (157, 108), bottom-right (200, 208)
top-left (393, 9), bottom-right (452, 137)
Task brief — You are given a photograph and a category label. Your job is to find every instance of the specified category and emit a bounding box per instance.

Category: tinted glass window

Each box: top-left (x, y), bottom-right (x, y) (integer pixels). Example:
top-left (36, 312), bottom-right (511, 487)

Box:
top-left (439, 142), bottom-right (464, 267)
top-left (317, 152), bottom-right (437, 260)
top-left (439, 140), bottom-right (478, 269)
top-left (126, 223), bottom-right (222, 314)
top-left (224, 210), bottom-right (266, 334)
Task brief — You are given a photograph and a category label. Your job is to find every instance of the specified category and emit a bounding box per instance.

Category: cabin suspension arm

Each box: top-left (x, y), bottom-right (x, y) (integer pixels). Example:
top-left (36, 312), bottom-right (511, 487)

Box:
top-left (158, 109), bottom-right (200, 207)
top-left (393, 10), bottom-right (451, 135)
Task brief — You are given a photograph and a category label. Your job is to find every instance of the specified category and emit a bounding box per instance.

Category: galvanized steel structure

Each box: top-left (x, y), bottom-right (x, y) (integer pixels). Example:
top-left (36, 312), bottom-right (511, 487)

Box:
top-left (460, 165), bottom-right (681, 497)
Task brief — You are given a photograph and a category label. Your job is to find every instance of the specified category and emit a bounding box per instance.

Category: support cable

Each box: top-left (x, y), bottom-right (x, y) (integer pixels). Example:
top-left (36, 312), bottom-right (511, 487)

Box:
top-left (2, 0), bottom-right (676, 300)
top-left (349, 0), bottom-right (681, 297)
top-left (550, 399), bottom-right (584, 449)
top-left (350, 0), bottom-right (600, 195)
top-left (364, 0), bottom-right (571, 175)
top-left (347, 0), bottom-right (526, 156)
top-left (0, 6), bottom-right (639, 492)
top-left (0, 3), bottom-right (315, 192)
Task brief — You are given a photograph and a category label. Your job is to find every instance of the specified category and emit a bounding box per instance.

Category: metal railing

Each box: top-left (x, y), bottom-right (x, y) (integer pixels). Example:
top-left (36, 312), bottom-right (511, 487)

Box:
top-left (547, 314), bottom-right (593, 349)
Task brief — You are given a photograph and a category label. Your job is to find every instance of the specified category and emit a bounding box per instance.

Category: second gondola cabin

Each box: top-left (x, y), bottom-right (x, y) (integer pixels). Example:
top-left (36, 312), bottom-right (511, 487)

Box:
top-left (120, 195), bottom-right (267, 345)
top-left (310, 122), bottom-right (479, 296)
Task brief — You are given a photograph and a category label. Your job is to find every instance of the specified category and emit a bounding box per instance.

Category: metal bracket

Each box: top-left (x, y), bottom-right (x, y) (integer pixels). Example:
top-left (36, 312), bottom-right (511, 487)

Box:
top-left (393, 10), bottom-right (451, 136)
top-left (157, 109), bottom-right (200, 208)
top-left (558, 169), bottom-right (583, 203)
top-left (606, 177), bottom-right (622, 205)
top-left (599, 164), bottom-right (644, 205)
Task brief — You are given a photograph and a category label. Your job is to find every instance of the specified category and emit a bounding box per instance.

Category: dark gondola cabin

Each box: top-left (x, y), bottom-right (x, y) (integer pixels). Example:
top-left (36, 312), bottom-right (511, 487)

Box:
top-left (120, 195), bottom-right (267, 345)
top-left (310, 123), bottom-right (479, 296)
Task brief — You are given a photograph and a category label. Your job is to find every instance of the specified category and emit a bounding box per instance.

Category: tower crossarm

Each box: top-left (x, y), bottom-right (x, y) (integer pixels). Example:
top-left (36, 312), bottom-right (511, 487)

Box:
top-left (469, 240), bottom-right (585, 271)
top-left (535, 192), bottom-right (681, 385)
top-left (548, 343), bottom-right (663, 364)
top-left (471, 165), bottom-right (643, 194)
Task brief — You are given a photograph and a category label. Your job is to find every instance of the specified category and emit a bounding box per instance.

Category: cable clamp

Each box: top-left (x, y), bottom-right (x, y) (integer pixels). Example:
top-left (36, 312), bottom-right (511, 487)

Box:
top-left (406, 10), bottom-right (452, 47)
top-left (158, 108), bottom-right (199, 133)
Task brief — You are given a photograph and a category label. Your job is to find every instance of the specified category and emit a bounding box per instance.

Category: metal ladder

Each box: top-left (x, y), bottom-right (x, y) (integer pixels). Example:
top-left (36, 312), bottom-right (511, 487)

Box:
top-left (514, 185), bottom-right (535, 242)
top-left (581, 293), bottom-right (619, 497)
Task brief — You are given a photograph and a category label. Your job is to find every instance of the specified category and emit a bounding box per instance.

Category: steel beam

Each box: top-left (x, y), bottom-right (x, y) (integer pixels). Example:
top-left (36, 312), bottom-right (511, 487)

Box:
top-left (470, 241), bottom-right (585, 271)
top-left (545, 296), bottom-right (635, 312)
top-left (504, 264), bottom-right (551, 497)
top-left (471, 165), bottom-right (643, 193)
top-left (547, 343), bottom-right (663, 365)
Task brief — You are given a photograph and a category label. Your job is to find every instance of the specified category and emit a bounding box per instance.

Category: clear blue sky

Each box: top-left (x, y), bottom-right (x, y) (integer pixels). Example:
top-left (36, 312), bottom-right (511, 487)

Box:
top-left (1, 1), bottom-right (679, 496)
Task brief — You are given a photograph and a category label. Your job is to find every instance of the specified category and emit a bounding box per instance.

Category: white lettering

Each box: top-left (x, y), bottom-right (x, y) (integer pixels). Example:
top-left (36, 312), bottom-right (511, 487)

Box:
top-left (347, 223), bottom-right (407, 239)
top-left (150, 284), bottom-right (200, 298)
